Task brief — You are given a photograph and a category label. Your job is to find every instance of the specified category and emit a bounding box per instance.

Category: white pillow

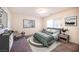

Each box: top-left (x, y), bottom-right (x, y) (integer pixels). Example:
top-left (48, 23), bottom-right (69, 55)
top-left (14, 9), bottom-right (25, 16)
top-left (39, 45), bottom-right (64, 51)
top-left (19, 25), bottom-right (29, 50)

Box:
top-left (50, 29), bottom-right (59, 33)
top-left (46, 29), bottom-right (51, 32)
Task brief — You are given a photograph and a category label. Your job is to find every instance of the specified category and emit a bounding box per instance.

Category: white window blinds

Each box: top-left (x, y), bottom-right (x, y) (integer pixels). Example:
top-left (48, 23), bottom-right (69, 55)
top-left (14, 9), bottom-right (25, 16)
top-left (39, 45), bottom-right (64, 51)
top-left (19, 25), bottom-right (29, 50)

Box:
top-left (47, 19), bottom-right (62, 28)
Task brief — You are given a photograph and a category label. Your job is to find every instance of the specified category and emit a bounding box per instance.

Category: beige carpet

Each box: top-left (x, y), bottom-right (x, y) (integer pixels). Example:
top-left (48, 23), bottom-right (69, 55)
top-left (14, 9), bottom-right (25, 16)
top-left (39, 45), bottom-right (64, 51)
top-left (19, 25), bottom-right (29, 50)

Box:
top-left (27, 36), bottom-right (61, 52)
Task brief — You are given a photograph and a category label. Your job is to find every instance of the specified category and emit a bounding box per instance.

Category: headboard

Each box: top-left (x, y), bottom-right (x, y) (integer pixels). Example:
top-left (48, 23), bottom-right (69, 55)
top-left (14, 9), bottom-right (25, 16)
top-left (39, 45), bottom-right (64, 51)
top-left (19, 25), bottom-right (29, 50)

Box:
top-left (46, 27), bottom-right (62, 34)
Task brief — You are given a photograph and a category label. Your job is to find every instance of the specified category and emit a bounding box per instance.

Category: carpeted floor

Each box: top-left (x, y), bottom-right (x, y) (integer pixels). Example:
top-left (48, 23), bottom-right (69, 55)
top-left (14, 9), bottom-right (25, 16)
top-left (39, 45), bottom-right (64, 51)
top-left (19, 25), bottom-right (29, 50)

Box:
top-left (10, 36), bottom-right (79, 52)
top-left (52, 42), bottom-right (79, 52)
top-left (10, 36), bottom-right (32, 52)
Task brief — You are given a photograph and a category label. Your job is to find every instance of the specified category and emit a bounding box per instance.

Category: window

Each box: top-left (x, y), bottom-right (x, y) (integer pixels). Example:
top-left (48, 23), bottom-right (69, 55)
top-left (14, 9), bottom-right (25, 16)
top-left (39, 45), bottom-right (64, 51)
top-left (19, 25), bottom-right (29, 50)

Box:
top-left (47, 19), bottom-right (62, 28)
top-left (47, 20), bottom-right (53, 28)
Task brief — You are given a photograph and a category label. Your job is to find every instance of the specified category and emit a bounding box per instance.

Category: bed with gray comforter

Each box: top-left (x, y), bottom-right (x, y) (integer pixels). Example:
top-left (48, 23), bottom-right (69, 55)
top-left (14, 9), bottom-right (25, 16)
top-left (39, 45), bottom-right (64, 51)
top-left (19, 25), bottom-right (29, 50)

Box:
top-left (33, 29), bottom-right (60, 47)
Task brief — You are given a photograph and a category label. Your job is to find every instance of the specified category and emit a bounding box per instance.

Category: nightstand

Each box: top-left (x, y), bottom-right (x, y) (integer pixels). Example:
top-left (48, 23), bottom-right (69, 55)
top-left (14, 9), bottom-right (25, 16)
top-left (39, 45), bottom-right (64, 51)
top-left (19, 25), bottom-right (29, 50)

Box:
top-left (58, 34), bottom-right (70, 43)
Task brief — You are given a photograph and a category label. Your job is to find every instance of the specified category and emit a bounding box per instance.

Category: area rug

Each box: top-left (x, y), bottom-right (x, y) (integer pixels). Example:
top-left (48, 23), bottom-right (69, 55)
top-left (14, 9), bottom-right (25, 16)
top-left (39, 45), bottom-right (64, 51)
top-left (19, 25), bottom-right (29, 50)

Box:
top-left (27, 36), bottom-right (61, 52)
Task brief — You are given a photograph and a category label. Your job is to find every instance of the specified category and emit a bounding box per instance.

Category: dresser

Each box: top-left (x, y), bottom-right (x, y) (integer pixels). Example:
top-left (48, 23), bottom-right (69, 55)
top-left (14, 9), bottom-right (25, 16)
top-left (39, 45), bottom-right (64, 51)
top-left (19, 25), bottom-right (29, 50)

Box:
top-left (0, 32), bottom-right (13, 52)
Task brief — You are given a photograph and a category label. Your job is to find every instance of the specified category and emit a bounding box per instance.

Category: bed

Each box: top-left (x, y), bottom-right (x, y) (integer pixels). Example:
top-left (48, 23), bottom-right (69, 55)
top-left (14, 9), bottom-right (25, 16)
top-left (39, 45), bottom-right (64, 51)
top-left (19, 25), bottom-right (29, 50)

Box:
top-left (33, 28), bottom-right (61, 47)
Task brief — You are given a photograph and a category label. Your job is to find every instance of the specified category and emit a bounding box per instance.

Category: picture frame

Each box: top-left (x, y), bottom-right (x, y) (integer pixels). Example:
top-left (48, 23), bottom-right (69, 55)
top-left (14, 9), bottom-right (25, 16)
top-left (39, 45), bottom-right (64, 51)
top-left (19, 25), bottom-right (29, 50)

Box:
top-left (65, 16), bottom-right (77, 26)
top-left (23, 19), bottom-right (35, 28)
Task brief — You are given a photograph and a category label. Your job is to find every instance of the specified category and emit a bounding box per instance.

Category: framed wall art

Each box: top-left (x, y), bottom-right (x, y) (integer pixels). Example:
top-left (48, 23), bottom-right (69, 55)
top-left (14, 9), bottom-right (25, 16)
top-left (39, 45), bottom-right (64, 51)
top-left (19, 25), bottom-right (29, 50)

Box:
top-left (65, 16), bottom-right (77, 26)
top-left (23, 19), bottom-right (35, 28)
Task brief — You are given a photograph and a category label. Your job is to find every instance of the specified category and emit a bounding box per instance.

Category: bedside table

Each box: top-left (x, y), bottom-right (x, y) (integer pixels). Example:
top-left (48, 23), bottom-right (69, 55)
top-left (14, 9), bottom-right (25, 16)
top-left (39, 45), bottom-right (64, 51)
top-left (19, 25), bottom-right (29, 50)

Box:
top-left (58, 34), bottom-right (70, 43)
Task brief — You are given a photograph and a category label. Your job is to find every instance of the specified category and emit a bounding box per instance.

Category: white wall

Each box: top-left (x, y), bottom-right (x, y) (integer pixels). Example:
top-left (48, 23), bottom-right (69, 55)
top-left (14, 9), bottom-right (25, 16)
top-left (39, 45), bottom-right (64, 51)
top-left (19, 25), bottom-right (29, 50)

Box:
top-left (11, 14), bottom-right (43, 35)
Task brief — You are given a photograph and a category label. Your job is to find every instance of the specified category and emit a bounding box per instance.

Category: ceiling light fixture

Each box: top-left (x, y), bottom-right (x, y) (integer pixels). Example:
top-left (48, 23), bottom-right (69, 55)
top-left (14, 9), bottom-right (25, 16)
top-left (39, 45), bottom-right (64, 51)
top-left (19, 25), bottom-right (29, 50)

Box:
top-left (36, 8), bottom-right (48, 14)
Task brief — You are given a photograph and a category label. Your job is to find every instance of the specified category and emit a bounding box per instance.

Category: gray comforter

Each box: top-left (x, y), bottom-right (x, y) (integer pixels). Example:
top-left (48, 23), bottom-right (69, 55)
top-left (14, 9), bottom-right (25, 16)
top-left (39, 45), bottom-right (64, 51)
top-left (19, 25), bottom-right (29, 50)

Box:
top-left (33, 32), bottom-right (54, 47)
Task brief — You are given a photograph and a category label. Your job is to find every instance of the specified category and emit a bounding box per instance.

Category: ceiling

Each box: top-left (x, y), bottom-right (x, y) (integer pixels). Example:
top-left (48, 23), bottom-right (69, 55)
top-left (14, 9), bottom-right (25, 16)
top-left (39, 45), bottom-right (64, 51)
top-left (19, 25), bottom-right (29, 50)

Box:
top-left (8, 7), bottom-right (69, 18)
